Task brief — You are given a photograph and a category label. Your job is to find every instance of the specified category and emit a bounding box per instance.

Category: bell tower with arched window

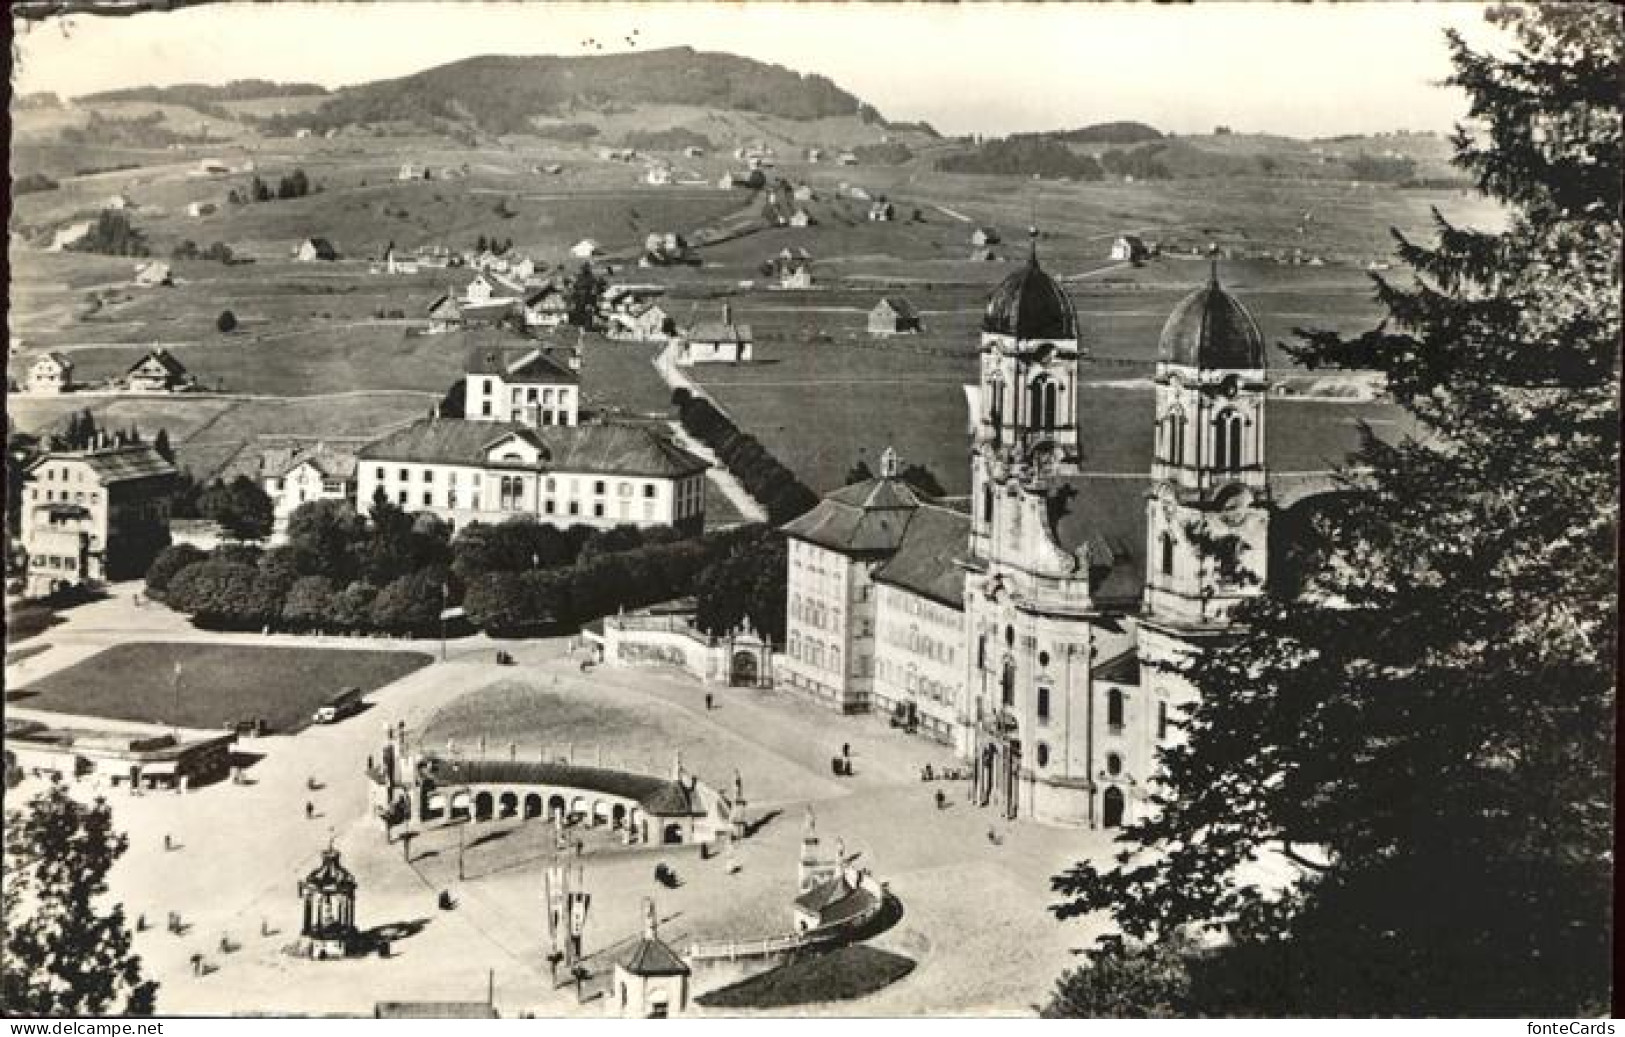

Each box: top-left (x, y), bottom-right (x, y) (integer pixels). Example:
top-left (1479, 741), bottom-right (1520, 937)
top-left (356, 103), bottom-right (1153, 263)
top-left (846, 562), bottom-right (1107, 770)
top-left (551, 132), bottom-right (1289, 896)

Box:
top-left (1143, 261), bottom-right (1270, 629)
top-left (968, 233), bottom-right (1085, 563)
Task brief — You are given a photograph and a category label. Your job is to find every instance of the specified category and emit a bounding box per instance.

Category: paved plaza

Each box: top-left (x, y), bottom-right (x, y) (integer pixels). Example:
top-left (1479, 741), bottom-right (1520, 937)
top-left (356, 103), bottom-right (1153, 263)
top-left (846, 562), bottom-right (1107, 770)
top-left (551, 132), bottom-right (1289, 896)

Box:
top-left (6, 585), bottom-right (1118, 1016)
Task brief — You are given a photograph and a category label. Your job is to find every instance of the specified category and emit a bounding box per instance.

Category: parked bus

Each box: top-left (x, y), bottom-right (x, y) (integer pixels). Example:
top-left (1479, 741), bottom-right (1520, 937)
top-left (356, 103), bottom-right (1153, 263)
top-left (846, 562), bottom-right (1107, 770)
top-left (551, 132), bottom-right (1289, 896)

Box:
top-left (313, 687), bottom-right (362, 724)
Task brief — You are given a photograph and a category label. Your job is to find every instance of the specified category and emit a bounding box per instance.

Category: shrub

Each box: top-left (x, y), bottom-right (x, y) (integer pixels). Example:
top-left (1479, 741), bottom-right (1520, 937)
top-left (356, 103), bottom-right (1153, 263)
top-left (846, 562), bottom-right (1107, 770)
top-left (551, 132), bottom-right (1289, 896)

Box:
top-left (216, 310), bottom-right (238, 333)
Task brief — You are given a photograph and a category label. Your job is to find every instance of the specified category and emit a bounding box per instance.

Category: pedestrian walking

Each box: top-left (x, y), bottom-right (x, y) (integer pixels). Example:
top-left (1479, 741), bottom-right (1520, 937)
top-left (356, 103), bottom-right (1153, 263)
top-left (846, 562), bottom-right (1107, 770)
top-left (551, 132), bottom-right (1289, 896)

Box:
top-left (935, 789), bottom-right (946, 810)
top-left (163, 833), bottom-right (172, 852)
top-left (704, 692), bottom-right (713, 711)
top-left (305, 801), bottom-right (315, 820)
top-left (842, 742), bottom-right (851, 759)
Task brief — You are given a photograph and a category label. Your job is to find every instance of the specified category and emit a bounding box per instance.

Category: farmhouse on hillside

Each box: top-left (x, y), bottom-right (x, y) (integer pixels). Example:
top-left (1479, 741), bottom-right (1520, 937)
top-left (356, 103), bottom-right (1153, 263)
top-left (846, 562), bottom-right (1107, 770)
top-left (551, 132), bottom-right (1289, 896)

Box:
top-left (133, 261), bottom-right (172, 287)
top-left (27, 353), bottom-right (74, 394)
top-left (608, 302), bottom-right (675, 343)
top-left (789, 208), bottom-right (813, 228)
top-left (426, 294), bottom-right (463, 334)
top-left (187, 201), bottom-right (218, 218)
top-left (1109, 234), bottom-right (1150, 262)
top-left (771, 249), bottom-right (815, 290)
top-left (678, 304), bottom-right (753, 366)
top-left (868, 199), bottom-right (897, 222)
top-left (102, 193), bottom-right (134, 211)
top-left (295, 237), bottom-right (340, 262)
top-left (522, 284), bottom-right (571, 329)
top-left (571, 239), bottom-right (602, 259)
top-left (465, 271), bottom-right (524, 305)
top-left (645, 166), bottom-right (673, 186)
top-left (868, 297), bottom-right (923, 336)
top-left (123, 348), bottom-right (195, 393)
top-left (971, 227), bottom-right (1001, 247)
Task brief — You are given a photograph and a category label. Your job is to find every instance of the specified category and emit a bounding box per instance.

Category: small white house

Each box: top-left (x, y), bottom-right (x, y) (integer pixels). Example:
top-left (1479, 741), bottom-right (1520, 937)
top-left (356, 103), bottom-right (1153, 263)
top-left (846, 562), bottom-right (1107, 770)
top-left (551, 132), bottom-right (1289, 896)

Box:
top-left (133, 261), bottom-right (173, 287)
top-left (678, 305), bottom-right (753, 366)
top-left (27, 353), bottom-right (74, 394)
top-left (570, 239), bottom-right (602, 259)
top-left (187, 201), bottom-right (218, 218)
top-left (294, 238), bottom-right (339, 262)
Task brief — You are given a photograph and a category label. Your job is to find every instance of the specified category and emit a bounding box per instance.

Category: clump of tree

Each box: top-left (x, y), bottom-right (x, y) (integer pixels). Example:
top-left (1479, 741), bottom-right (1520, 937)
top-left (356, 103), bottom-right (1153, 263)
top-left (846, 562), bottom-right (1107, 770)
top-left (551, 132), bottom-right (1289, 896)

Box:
top-left (173, 240), bottom-right (235, 263)
top-left (853, 140), bottom-right (913, 165)
top-left (14, 172), bottom-right (59, 195)
top-left (216, 309), bottom-right (238, 333)
top-left (235, 169), bottom-right (314, 204)
top-left (2, 779), bottom-right (158, 1015)
top-left (1045, 4), bottom-right (1617, 1018)
top-left (692, 528), bottom-right (786, 641)
top-left (196, 475), bottom-right (273, 541)
top-left (676, 396), bottom-right (818, 523)
top-left (529, 121), bottom-right (600, 141)
top-left (937, 135), bottom-right (1104, 179)
top-left (67, 210), bottom-right (150, 257)
top-left (621, 127), bottom-right (712, 152)
top-left (1099, 143), bottom-right (1172, 180)
top-left (566, 262), bottom-right (604, 328)
top-left (1345, 151), bottom-right (1420, 182)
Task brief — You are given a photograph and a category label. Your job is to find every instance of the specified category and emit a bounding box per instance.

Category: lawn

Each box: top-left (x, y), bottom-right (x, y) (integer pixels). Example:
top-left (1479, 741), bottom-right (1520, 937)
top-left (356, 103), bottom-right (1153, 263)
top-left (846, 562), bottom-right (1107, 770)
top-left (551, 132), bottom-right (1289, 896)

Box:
top-left (697, 943), bottom-right (917, 1009)
top-left (11, 642), bottom-right (431, 733)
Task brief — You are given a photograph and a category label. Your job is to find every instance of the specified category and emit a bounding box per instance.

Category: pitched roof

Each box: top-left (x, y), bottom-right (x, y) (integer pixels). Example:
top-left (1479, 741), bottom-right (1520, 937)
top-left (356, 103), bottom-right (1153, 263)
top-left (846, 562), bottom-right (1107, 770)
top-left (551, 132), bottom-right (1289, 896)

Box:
top-left (872, 504), bottom-right (970, 608)
top-left (33, 352), bottom-right (72, 370)
top-left (781, 475), bottom-right (924, 555)
top-left (358, 419), bottom-right (707, 478)
top-left (126, 348), bottom-right (187, 378)
top-left (688, 321), bottom-right (753, 344)
top-left (464, 342), bottom-right (578, 384)
top-left (1093, 648), bottom-right (1142, 685)
top-left (275, 442), bottom-right (359, 480)
top-left (621, 936), bottom-right (690, 977)
top-left (30, 445), bottom-right (176, 484)
top-left (873, 297), bottom-right (918, 320)
top-left (423, 757), bottom-right (703, 816)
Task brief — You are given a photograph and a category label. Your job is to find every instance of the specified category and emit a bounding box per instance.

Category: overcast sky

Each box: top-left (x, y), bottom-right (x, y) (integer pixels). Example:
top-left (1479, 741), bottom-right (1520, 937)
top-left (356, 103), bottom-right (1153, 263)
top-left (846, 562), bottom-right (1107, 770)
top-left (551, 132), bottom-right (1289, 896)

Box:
top-left (12, 1), bottom-right (1501, 137)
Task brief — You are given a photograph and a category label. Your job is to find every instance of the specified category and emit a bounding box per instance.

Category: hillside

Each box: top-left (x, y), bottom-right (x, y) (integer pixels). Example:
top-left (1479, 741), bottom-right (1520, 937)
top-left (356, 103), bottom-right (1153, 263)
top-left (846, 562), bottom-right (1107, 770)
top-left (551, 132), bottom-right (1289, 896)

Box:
top-left (256, 47), bottom-right (877, 137)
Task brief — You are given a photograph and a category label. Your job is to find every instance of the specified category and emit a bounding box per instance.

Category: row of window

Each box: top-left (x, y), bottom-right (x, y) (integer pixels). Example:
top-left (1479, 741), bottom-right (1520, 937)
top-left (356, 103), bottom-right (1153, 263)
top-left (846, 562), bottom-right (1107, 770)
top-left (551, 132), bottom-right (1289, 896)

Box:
top-left (879, 621), bottom-right (957, 667)
top-left (1157, 408), bottom-right (1249, 470)
top-left (32, 554), bottom-right (83, 571)
top-left (789, 594), bottom-right (842, 634)
top-left (30, 488), bottom-right (100, 506)
top-left (875, 658), bottom-right (958, 705)
top-left (374, 466), bottom-right (663, 499)
top-left (883, 586), bottom-right (959, 629)
top-left (39, 466), bottom-right (92, 483)
top-left (786, 632), bottom-right (843, 674)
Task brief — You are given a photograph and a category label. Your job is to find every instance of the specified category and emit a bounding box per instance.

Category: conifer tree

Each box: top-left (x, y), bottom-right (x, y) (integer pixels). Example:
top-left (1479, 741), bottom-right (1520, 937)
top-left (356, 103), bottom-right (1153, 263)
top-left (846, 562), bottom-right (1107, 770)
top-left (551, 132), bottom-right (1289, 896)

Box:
top-left (1047, 4), bottom-right (1619, 1017)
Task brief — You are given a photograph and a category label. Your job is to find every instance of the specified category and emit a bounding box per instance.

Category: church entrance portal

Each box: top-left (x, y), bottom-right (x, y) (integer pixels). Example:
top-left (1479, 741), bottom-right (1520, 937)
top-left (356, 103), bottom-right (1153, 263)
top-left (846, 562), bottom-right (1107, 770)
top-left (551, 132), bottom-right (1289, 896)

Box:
top-left (1102, 786), bottom-right (1125, 828)
top-left (730, 651), bottom-right (759, 687)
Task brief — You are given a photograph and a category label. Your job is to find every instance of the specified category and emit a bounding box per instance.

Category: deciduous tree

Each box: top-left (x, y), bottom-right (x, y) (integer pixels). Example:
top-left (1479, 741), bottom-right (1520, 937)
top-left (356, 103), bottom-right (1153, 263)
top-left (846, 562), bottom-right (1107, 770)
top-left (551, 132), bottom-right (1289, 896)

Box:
top-left (2, 780), bottom-right (158, 1015)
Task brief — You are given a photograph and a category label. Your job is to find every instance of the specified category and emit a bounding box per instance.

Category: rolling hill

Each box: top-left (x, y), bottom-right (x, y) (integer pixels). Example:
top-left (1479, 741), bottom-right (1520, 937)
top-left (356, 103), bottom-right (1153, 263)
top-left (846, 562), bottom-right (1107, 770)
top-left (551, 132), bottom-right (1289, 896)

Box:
top-left (254, 47), bottom-right (881, 138)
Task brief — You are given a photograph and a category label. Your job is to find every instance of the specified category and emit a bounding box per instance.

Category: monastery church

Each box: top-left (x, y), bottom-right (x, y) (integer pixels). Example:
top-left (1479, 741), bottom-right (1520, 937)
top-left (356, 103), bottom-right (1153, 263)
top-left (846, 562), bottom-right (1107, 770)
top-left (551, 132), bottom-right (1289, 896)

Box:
top-left (782, 241), bottom-right (1276, 829)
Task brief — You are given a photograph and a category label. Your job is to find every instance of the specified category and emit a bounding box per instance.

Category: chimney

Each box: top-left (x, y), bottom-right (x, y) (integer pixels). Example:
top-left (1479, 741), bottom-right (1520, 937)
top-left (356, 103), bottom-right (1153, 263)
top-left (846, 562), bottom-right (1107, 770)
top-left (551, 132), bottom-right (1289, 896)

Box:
top-left (643, 898), bottom-right (659, 940)
top-left (722, 302), bottom-right (732, 326)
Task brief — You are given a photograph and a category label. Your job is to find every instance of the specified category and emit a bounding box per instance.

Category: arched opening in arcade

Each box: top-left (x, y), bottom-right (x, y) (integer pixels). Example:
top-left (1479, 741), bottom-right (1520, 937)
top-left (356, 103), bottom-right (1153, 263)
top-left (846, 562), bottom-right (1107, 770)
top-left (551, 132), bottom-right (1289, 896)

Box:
top-left (474, 791), bottom-right (494, 822)
top-left (730, 650), bottom-right (759, 686)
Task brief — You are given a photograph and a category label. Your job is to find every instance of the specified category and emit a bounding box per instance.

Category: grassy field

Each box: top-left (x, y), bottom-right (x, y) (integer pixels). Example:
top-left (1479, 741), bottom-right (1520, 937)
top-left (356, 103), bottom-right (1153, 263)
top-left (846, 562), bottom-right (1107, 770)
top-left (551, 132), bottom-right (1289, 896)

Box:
top-left (697, 944), bottom-right (918, 1009)
top-left (10, 642), bottom-right (431, 732)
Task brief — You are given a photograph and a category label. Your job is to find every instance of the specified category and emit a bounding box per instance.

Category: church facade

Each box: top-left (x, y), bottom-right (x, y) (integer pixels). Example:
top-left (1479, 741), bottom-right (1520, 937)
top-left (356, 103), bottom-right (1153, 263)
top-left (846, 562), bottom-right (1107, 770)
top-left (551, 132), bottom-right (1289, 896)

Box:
top-left (782, 246), bottom-right (1272, 829)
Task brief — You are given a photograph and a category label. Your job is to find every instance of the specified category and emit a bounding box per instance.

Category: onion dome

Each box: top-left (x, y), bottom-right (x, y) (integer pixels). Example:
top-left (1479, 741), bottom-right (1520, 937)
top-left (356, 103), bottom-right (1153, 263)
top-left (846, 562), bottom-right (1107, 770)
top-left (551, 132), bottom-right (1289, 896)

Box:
top-left (1158, 264), bottom-right (1266, 369)
top-left (300, 847), bottom-right (357, 894)
top-left (982, 236), bottom-right (1078, 340)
